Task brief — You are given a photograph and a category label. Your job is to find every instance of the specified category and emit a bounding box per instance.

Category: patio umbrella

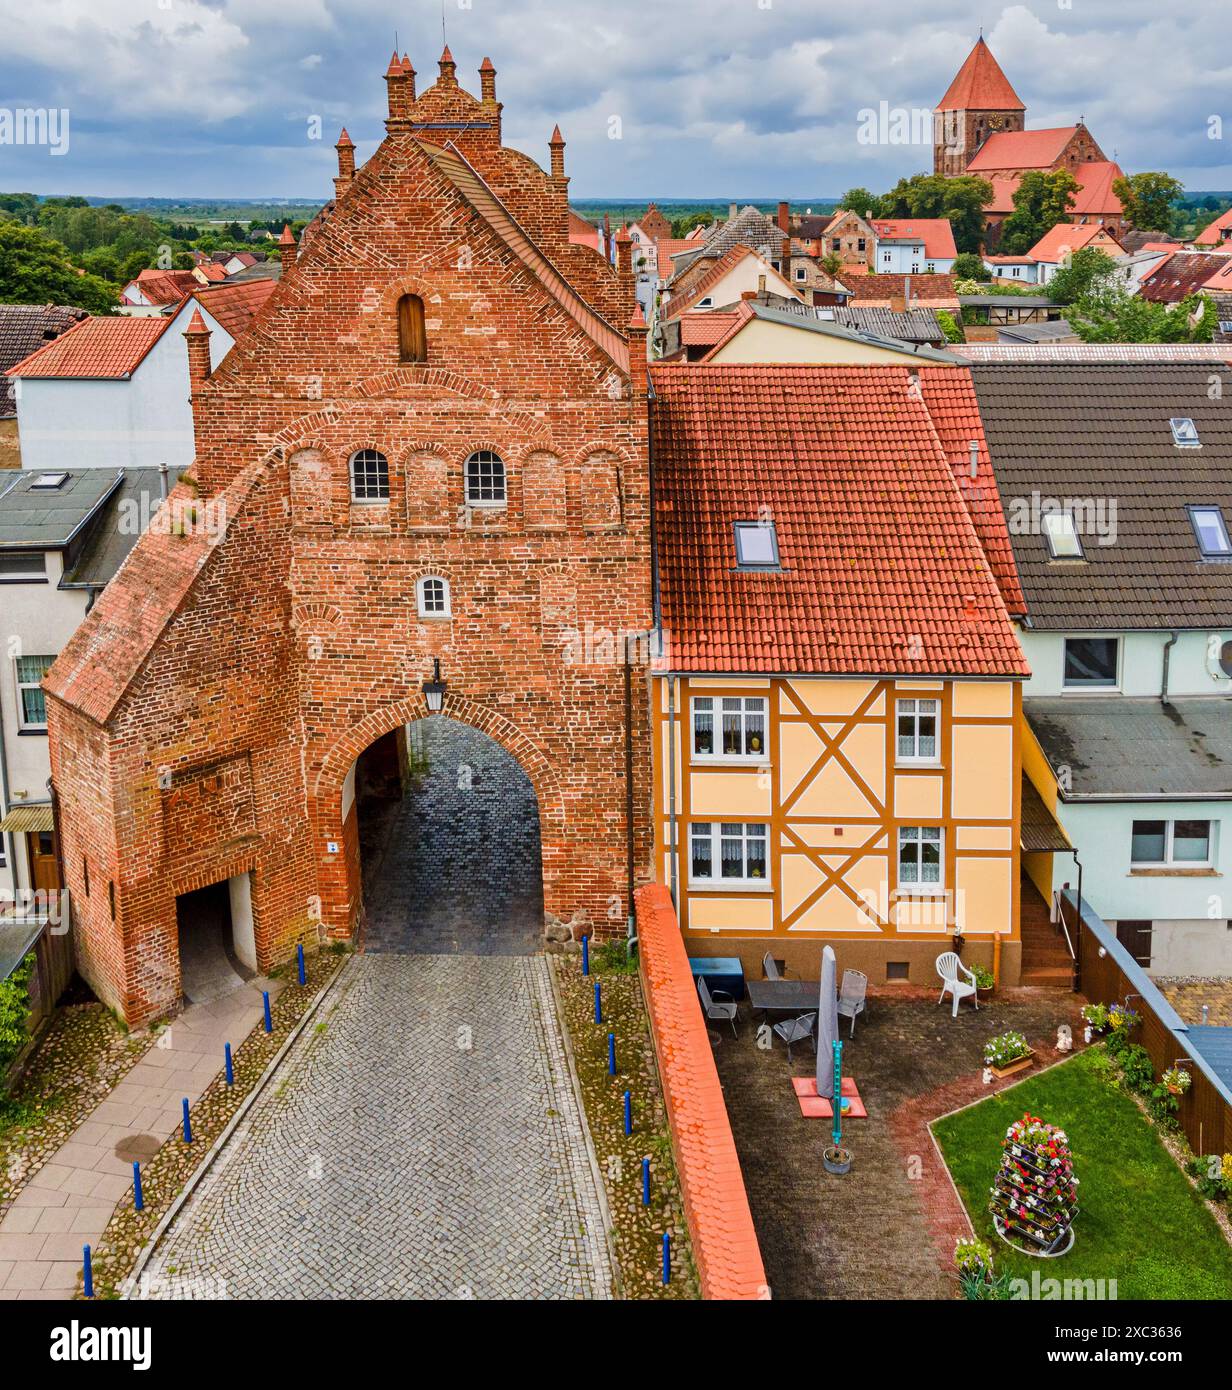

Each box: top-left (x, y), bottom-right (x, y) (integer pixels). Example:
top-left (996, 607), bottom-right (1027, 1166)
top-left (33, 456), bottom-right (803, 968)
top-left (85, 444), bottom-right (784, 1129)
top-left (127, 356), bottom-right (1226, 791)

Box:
top-left (816, 945), bottom-right (839, 1100)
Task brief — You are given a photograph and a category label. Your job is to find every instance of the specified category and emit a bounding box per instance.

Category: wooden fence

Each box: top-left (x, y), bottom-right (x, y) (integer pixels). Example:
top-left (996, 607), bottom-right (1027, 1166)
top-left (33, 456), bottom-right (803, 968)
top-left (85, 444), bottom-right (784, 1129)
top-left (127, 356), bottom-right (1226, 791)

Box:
top-left (2, 916), bottom-right (74, 1087)
top-left (1061, 890), bottom-right (1232, 1158)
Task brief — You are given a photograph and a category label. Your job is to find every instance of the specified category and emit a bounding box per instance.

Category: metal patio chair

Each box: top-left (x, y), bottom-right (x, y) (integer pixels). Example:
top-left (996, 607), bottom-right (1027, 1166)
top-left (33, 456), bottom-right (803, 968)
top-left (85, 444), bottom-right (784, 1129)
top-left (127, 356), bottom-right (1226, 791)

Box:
top-left (837, 969), bottom-right (868, 1037)
top-left (773, 1011), bottom-right (818, 1062)
top-left (698, 974), bottom-right (739, 1038)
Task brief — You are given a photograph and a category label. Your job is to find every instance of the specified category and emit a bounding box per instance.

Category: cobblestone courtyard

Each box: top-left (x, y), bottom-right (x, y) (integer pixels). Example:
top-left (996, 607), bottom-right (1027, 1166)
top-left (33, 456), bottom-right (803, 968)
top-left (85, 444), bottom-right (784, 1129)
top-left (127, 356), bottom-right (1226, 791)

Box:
top-left (360, 719), bottom-right (545, 955)
top-left (134, 955), bottom-right (613, 1300)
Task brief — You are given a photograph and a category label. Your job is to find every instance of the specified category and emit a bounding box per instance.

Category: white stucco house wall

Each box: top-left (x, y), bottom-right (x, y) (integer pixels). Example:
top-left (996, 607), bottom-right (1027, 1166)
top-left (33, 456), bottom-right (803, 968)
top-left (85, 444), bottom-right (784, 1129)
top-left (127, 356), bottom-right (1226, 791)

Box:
top-left (8, 297), bottom-right (233, 475)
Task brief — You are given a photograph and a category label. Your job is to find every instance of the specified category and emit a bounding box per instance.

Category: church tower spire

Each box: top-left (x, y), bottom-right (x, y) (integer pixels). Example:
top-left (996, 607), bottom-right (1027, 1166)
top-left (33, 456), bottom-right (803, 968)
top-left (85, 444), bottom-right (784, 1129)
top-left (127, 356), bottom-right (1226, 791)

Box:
top-left (934, 37), bottom-right (1026, 177)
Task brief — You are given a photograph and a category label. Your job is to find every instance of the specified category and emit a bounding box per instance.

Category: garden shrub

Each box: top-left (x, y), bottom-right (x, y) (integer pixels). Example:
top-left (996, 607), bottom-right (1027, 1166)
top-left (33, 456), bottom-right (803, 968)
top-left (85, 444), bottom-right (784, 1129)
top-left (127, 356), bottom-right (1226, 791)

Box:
top-left (1120, 1043), bottom-right (1153, 1094)
top-left (0, 953), bottom-right (35, 1077)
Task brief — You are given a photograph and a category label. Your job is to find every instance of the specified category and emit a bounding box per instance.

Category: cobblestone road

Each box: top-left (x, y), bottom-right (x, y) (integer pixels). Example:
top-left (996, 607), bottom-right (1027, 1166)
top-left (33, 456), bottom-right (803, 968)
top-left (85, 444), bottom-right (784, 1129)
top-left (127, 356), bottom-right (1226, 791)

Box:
top-left (134, 955), bottom-right (613, 1300)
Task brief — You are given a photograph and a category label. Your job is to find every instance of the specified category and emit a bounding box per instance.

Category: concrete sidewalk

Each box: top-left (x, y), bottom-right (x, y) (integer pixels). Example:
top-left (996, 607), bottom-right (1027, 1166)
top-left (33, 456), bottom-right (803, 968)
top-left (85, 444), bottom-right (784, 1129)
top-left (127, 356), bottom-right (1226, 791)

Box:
top-left (0, 980), bottom-right (280, 1299)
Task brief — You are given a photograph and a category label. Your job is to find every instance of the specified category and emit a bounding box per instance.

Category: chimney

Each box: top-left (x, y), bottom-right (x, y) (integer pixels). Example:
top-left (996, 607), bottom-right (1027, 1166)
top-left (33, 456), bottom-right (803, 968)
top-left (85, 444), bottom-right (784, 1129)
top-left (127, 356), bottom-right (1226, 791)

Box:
top-left (969, 440), bottom-right (979, 479)
top-left (615, 224), bottom-right (633, 278)
top-left (402, 54), bottom-right (416, 104)
top-left (384, 51), bottom-right (408, 128)
top-left (334, 128), bottom-right (356, 200)
top-left (729, 203), bottom-right (738, 220)
top-left (777, 201), bottom-right (790, 235)
top-left (183, 307), bottom-right (212, 389)
top-left (904, 273), bottom-right (912, 307)
top-left (479, 56), bottom-right (496, 104)
top-left (279, 224), bottom-right (297, 272)
top-left (549, 124), bottom-right (566, 180)
top-left (627, 301), bottom-right (649, 396)
top-left (757, 273), bottom-right (766, 296)
top-left (438, 45), bottom-right (457, 86)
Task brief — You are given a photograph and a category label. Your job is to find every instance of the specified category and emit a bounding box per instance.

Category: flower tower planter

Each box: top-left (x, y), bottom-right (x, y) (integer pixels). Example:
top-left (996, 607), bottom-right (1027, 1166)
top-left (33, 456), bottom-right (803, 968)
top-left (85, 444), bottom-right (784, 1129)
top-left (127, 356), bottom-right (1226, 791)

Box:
top-left (989, 1114), bottom-right (1078, 1256)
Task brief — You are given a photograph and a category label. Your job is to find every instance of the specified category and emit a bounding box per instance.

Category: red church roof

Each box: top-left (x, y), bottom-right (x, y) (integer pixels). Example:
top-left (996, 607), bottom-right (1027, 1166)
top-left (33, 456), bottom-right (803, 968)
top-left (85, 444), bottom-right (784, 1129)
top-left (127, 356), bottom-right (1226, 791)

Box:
top-left (967, 127), bottom-right (1079, 172)
top-left (936, 38), bottom-right (1025, 113)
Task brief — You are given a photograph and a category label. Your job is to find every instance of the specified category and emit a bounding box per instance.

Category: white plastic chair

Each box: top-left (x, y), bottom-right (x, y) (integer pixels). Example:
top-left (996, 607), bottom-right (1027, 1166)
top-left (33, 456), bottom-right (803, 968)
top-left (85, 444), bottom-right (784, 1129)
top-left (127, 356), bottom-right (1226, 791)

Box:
top-left (936, 951), bottom-right (978, 1018)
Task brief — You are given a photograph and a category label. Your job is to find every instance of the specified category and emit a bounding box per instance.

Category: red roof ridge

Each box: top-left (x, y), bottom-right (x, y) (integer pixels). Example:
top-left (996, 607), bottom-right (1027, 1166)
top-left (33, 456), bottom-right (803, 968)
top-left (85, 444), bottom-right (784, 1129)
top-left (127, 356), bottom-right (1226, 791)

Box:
top-left (937, 38), bottom-right (1025, 113)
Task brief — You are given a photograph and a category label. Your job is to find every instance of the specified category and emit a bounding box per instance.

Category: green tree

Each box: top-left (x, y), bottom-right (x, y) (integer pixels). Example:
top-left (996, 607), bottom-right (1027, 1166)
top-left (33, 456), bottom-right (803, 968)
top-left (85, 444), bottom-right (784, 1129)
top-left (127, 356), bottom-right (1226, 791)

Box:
top-left (1069, 284), bottom-right (1216, 343)
top-left (839, 186), bottom-right (877, 217)
top-left (0, 191), bottom-right (39, 221)
top-left (671, 211), bottom-right (712, 239)
top-left (820, 251), bottom-right (843, 278)
top-left (1046, 247), bottom-right (1121, 305)
top-left (1113, 172), bottom-right (1184, 232)
top-left (874, 173), bottom-right (991, 253)
top-left (952, 252), bottom-right (991, 282)
top-left (998, 169), bottom-right (1080, 254)
top-left (0, 219), bottom-right (118, 312)
top-left (934, 309), bottom-right (964, 344)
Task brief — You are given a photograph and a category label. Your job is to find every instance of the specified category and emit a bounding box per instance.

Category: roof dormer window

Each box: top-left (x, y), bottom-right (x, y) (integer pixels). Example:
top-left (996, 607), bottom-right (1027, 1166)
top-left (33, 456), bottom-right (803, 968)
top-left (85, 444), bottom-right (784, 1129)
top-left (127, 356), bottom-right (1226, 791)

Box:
top-left (1042, 511), bottom-right (1083, 559)
top-left (1189, 505), bottom-right (1232, 559)
top-left (30, 472), bottom-right (68, 490)
top-left (733, 520), bottom-right (780, 570)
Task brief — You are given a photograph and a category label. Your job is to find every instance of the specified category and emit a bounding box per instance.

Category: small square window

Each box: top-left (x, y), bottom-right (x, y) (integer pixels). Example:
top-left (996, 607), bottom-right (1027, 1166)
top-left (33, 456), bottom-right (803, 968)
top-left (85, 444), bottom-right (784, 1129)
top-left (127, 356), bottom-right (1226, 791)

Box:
top-left (733, 521), bottom-right (780, 570)
top-left (1189, 506), bottom-right (1231, 558)
top-left (30, 472), bottom-right (68, 490)
top-left (1063, 636), bottom-right (1118, 689)
top-left (1170, 417), bottom-right (1201, 448)
top-left (1043, 512), bottom-right (1084, 559)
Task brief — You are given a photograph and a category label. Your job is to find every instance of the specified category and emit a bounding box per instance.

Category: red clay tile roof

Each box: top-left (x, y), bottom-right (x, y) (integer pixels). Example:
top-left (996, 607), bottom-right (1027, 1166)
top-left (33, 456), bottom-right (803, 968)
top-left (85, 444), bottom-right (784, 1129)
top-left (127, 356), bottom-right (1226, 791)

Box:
top-left (635, 884), bottom-right (769, 1301)
top-left (983, 162), bottom-right (1124, 218)
top-left (124, 269), bottom-right (197, 306)
top-left (1027, 221), bottom-right (1123, 263)
top-left (649, 364), bottom-right (1027, 675)
top-left (678, 311), bottom-right (742, 347)
top-left (7, 315), bottom-right (172, 380)
top-left (967, 127), bottom-right (1078, 172)
top-left (871, 218), bottom-right (958, 261)
top-left (916, 366), bottom-right (1026, 614)
top-left (194, 263), bottom-right (228, 284)
top-left (1194, 209), bottom-right (1232, 246)
top-left (848, 273), bottom-right (958, 303)
top-left (655, 237), bottom-right (696, 279)
top-left (1140, 251), bottom-right (1230, 302)
top-left (190, 279), bottom-right (278, 339)
top-left (0, 304), bottom-right (88, 417)
top-left (937, 38), bottom-right (1025, 112)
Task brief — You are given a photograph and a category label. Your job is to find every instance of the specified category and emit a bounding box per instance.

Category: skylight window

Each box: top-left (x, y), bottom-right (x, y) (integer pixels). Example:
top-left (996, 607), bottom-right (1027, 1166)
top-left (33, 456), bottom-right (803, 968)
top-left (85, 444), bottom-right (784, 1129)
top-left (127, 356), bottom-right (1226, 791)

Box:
top-left (1170, 417), bottom-right (1201, 448)
top-left (1189, 505), bottom-right (1232, 558)
top-left (733, 521), bottom-right (780, 570)
top-left (30, 472), bottom-right (68, 490)
top-left (1042, 511), bottom-right (1083, 559)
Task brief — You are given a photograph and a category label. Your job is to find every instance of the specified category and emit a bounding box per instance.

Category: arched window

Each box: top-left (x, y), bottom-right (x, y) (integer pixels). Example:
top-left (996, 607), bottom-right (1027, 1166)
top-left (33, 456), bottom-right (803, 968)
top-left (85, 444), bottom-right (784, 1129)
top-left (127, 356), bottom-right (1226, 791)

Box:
top-left (465, 450), bottom-right (506, 506)
top-left (397, 294), bottom-right (427, 363)
top-left (349, 449), bottom-right (389, 501)
top-left (416, 575), bottom-right (451, 619)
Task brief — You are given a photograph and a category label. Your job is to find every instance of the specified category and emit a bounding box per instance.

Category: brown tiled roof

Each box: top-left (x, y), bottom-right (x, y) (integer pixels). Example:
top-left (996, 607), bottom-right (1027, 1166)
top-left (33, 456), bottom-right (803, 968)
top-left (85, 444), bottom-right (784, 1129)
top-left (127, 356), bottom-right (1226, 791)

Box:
top-left (1140, 251), bottom-right (1229, 302)
top-left (189, 279), bottom-right (278, 339)
top-left (936, 38), bottom-right (1025, 112)
top-left (7, 315), bottom-right (172, 380)
top-left (0, 304), bottom-right (88, 417)
top-left (972, 363), bottom-right (1232, 628)
top-left (650, 363), bottom-right (1027, 676)
top-left (848, 273), bottom-right (958, 303)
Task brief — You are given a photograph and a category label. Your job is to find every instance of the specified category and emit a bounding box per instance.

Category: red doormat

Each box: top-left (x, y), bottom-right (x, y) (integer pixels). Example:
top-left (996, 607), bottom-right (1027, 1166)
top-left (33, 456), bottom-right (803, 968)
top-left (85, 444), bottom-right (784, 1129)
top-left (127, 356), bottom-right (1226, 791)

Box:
top-left (791, 1075), bottom-right (867, 1119)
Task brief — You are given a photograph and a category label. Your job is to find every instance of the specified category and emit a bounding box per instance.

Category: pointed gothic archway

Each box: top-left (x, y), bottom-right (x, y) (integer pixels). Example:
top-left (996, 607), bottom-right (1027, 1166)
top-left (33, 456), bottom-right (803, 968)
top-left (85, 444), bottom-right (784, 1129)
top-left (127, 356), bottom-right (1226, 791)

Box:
top-left (349, 716), bottom-right (545, 954)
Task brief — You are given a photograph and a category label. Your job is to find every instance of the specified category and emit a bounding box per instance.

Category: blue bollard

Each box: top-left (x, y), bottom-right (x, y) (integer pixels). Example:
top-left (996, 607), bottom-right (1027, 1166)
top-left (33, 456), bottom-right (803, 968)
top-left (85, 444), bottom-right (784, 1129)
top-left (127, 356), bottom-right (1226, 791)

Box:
top-left (263, 991), bottom-right (272, 1033)
top-left (224, 1042), bottom-right (234, 1087)
top-left (623, 1090), bottom-right (632, 1136)
top-left (662, 1232), bottom-right (671, 1285)
top-left (297, 942), bottom-right (306, 986)
top-left (608, 1033), bottom-right (617, 1075)
top-left (182, 1097), bottom-right (192, 1144)
top-left (642, 1155), bottom-right (650, 1206)
top-left (582, 934), bottom-right (589, 976)
top-left (593, 981), bottom-right (601, 1025)
top-left (82, 1244), bottom-right (93, 1298)
top-left (132, 1161), bottom-right (143, 1212)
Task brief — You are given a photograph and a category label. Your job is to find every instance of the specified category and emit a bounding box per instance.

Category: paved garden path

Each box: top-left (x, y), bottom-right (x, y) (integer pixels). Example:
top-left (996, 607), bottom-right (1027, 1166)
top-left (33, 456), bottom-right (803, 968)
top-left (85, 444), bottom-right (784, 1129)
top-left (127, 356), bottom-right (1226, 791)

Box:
top-left (133, 954), bottom-right (613, 1300)
top-left (0, 981), bottom-right (277, 1300)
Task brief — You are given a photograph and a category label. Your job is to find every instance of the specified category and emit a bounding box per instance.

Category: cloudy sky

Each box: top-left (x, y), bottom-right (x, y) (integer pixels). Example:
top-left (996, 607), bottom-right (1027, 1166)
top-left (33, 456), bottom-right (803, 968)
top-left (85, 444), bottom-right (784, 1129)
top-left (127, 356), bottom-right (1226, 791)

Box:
top-left (0, 0), bottom-right (1229, 201)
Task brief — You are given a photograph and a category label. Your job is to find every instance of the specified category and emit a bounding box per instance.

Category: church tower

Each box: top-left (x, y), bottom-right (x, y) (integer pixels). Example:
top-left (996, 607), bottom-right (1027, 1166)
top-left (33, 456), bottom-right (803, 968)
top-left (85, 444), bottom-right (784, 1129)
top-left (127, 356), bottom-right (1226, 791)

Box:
top-left (934, 37), bottom-right (1026, 177)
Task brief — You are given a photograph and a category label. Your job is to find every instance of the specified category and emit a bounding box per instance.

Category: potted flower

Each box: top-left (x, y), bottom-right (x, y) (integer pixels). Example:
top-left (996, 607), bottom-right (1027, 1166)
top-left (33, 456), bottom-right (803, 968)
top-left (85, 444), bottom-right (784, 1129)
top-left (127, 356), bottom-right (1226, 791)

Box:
top-left (1107, 1003), bottom-right (1141, 1035)
top-left (984, 1030), bottom-right (1035, 1079)
top-left (1080, 1002), bottom-right (1108, 1035)
top-left (972, 965), bottom-right (995, 1000)
top-left (1163, 1065), bottom-right (1192, 1097)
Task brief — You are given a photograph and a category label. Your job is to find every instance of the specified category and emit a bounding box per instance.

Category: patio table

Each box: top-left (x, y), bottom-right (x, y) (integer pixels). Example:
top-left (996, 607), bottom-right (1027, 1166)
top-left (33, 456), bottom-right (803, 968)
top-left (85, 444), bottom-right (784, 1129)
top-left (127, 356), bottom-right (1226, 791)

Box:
top-left (747, 979), bottom-right (822, 1020)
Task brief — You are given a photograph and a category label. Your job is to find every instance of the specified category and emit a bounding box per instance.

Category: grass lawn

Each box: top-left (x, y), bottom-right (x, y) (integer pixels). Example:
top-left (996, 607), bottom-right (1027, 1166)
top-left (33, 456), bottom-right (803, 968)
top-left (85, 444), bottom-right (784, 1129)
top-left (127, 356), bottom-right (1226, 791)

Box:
top-left (932, 1047), bottom-right (1232, 1300)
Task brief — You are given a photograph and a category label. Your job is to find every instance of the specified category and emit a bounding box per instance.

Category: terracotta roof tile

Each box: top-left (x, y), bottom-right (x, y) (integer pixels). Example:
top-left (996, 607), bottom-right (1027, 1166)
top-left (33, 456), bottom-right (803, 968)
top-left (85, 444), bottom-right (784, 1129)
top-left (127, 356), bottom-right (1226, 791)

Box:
top-left (848, 273), bottom-right (958, 304)
top-left (650, 364), bottom-right (1027, 676)
top-left (1194, 209), bottom-right (1232, 246)
top-left (967, 127), bottom-right (1079, 172)
top-left (871, 218), bottom-right (957, 261)
top-left (936, 38), bottom-right (1025, 112)
top-left (7, 315), bottom-right (172, 380)
top-left (189, 279), bottom-right (279, 339)
top-left (678, 311), bottom-right (742, 346)
top-left (0, 303), bottom-right (88, 417)
top-left (1027, 221), bottom-right (1123, 263)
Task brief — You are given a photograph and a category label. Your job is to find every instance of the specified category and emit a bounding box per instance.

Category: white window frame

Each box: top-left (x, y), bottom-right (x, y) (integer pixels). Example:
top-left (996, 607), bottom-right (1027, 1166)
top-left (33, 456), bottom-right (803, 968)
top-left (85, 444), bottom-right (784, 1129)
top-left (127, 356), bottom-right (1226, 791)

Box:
top-left (1130, 818), bottom-right (1214, 869)
top-left (897, 825), bottom-right (944, 894)
top-left (733, 520), bottom-right (780, 570)
top-left (349, 449), bottom-right (390, 503)
top-left (895, 698), bottom-right (940, 765)
top-left (415, 575), bottom-right (451, 619)
top-left (688, 821), bottom-right (769, 887)
top-left (1043, 511), bottom-right (1084, 559)
top-left (1189, 505), bottom-right (1231, 559)
top-left (0, 550), bottom-right (48, 583)
top-left (15, 655), bottom-right (54, 731)
top-left (1061, 635), bottom-right (1120, 691)
top-left (465, 450), bottom-right (506, 508)
top-left (691, 696), bottom-right (767, 762)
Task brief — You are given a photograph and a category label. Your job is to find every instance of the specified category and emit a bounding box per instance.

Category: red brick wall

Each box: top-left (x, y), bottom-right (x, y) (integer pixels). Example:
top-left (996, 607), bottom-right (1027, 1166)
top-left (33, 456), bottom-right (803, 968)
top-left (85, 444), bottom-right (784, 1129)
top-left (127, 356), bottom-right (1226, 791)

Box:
top-left (46, 59), bottom-right (652, 1025)
top-left (636, 884), bottom-right (769, 1300)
